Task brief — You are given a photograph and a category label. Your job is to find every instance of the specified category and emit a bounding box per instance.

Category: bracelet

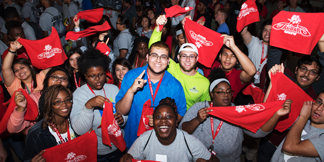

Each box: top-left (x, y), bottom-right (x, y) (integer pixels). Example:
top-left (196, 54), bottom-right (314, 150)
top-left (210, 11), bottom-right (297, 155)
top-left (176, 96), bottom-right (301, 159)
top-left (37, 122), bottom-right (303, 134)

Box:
top-left (8, 49), bottom-right (17, 55)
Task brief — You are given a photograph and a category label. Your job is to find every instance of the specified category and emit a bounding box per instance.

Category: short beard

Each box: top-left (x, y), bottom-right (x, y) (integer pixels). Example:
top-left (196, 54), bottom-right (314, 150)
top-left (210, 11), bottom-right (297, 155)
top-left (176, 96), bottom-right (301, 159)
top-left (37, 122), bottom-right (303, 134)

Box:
top-left (148, 63), bottom-right (167, 75)
top-left (179, 63), bottom-right (196, 73)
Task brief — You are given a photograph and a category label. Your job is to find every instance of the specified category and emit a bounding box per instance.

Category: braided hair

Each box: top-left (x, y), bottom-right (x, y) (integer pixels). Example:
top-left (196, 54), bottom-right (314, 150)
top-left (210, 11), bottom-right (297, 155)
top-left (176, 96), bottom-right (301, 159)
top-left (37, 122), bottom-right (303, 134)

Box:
top-left (154, 97), bottom-right (178, 121)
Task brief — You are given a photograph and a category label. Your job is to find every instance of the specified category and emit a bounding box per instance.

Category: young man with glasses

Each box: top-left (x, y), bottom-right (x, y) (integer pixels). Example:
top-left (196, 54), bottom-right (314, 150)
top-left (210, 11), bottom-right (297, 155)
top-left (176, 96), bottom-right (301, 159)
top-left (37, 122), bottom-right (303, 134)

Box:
top-left (115, 41), bottom-right (187, 148)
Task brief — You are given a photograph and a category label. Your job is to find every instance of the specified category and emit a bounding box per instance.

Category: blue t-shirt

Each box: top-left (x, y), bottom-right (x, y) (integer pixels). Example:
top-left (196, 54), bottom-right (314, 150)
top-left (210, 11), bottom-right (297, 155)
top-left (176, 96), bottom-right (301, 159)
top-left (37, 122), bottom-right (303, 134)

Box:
top-left (116, 65), bottom-right (187, 148)
top-left (217, 23), bottom-right (230, 35)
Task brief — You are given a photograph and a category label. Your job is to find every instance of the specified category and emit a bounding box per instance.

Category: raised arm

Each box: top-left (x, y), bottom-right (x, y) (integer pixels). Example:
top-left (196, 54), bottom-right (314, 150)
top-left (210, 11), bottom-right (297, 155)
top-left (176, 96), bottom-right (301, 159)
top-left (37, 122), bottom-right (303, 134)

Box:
top-left (2, 40), bottom-right (22, 87)
top-left (264, 63), bottom-right (285, 102)
top-left (241, 26), bottom-right (252, 45)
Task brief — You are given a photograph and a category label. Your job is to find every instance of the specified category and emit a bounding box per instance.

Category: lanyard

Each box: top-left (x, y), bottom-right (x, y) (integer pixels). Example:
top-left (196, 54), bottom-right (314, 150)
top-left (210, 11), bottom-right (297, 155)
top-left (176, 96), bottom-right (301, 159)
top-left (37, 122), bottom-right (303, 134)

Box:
top-left (87, 84), bottom-right (107, 99)
top-left (25, 80), bottom-right (33, 94)
top-left (147, 68), bottom-right (163, 106)
top-left (259, 42), bottom-right (267, 70)
top-left (50, 120), bottom-right (71, 144)
top-left (289, 6), bottom-right (296, 12)
top-left (141, 28), bottom-right (145, 36)
top-left (122, 6), bottom-right (130, 15)
top-left (73, 70), bottom-right (81, 88)
top-left (135, 55), bottom-right (145, 68)
top-left (210, 102), bottom-right (223, 145)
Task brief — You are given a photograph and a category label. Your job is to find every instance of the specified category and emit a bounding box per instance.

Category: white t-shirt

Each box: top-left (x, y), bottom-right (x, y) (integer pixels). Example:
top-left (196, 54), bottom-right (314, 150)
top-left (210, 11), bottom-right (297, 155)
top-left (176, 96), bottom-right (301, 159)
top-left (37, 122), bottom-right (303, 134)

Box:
top-left (48, 122), bottom-right (76, 145)
top-left (22, 2), bottom-right (38, 23)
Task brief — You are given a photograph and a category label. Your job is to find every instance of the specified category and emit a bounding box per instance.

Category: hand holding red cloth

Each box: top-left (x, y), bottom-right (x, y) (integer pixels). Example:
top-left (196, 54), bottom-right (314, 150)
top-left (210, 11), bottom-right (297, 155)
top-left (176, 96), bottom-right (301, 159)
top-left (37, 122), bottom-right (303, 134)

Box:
top-left (42, 131), bottom-right (97, 162)
top-left (137, 100), bottom-right (154, 137)
top-left (66, 21), bottom-right (111, 41)
top-left (157, 5), bottom-right (194, 31)
top-left (270, 11), bottom-right (324, 55)
top-left (184, 18), bottom-right (223, 68)
top-left (266, 72), bottom-right (313, 132)
top-left (18, 27), bottom-right (67, 69)
top-left (101, 101), bottom-right (126, 151)
top-left (96, 42), bottom-right (111, 56)
top-left (242, 83), bottom-right (265, 104)
top-left (76, 8), bottom-right (104, 23)
top-left (236, 0), bottom-right (259, 32)
top-left (208, 101), bottom-right (285, 133)
top-left (0, 89), bottom-right (38, 134)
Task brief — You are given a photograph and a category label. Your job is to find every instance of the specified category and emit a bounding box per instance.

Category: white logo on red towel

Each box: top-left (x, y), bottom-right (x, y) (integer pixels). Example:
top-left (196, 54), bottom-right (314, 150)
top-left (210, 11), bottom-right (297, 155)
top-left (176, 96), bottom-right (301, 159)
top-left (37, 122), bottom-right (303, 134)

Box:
top-left (237, 3), bottom-right (258, 20)
top-left (277, 93), bottom-right (287, 101)
top-left (235, 104), bottom-right (265, 113)
top-left (65, 152), bottom-right (87, 162)
top-left (107, 120), bottom-right (122, 137)
top-left (143, 118), bottom-right (150, 130)
top-left (38, 44), bottom-right (61, 59)
top-left (189, 30), bottom-right (213, 48)
top-left (272, 15), bottom-right (311, 37)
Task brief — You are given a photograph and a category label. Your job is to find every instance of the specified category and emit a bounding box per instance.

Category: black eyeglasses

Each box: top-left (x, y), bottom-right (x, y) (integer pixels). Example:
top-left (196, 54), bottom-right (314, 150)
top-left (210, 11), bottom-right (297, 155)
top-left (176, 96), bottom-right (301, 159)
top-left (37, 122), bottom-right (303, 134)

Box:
top-left (180, 55), bottom-right (197, 60)
top-left (50, 76), bottom-right (69, 83)
top-left (213, 91), bottom-right (234, 97)
top-left (149, 53), bottom-right (168, 61)
top-left (313, 98), bottom-right (323, 107)
top-left (86, 73), bottom-right (105, 80)
top-left (53, 98), bottom-right (72, 106)
top-left (298, 66), bottom-right (319, 76)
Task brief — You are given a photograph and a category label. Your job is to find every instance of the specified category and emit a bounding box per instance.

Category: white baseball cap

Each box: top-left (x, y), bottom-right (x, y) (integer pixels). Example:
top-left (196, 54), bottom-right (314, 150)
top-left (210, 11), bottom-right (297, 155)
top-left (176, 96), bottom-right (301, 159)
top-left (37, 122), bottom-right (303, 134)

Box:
top-left (178, 43), bottom-right (199, 55)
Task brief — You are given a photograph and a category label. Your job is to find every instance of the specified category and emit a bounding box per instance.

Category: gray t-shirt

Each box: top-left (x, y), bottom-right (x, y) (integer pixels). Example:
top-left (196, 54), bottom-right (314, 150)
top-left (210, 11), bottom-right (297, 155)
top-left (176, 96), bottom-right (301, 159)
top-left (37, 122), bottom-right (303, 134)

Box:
top-left (271, 120), bottom-right (324, 162)
top-left (70, 83), bottom-right (120, 155)
top-left (179, 101), bottom-right (270, 162)
top-left (22, 2), bottom-right (38, 23)
top-left (113, 29), bottom-right (133, 59)
top-left (122, 5), bottom-right (137, 25)
top-left (68, 2), bottom-right (79, 18)
top-left (1, 21), bottom-right (36, 40)
top-left (136, 27), bottom-right (152, 39)
top-left (4, 3), bottom-right (22, 16)
top-left (39, 7), bottom-right (62, 34)
top-left (128, 129), bottom-right (211, 162)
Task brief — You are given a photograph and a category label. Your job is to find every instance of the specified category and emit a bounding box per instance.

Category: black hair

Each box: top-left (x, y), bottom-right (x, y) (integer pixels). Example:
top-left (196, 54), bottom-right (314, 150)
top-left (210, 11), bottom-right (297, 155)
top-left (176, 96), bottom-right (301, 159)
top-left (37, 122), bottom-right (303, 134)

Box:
top-left (118, 15), bottom-right (139, 38)
top-left (78, 47), bottom-right (111, 75)
top-left (123, 0), bottom-right (133, 5)
top-left (98, 15), bottom-right (119, 47)
top-left (171, 24), bottom-right (186, 60)
top-left (3, 7), bottom-right (19, 20)
top-left (153, 97), bottom-right (178, 121)
top-left (65, 47), bottom-right (84, 74)
top-left (12, 58), bottom-right (37, 90)
top-left (258, 19), bottom-right (272, 39)
top-left (161, 18), bottom-right (171, 42)
top-left (42, 66), bottom-right (71, 93)
top-left (129, 36), bottom-right (149, 64)
top-left (140, 16), bottom-right (152, 28)
top-left (112, 58), bottom-right (132, 87)
top-left (5, 20), bottom-right (22, 37)
top-left (208, 68), bottom-right (231, 91)
top-left (297, 55), bottom-right (322, 75)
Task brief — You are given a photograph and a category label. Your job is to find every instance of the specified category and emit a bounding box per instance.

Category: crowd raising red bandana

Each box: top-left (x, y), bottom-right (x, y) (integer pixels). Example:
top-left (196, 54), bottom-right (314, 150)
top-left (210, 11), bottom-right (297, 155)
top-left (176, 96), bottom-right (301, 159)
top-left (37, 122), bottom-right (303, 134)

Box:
top-left (208, 101), bottom-right (285, 133)
top-left (42, 131), bottom-right (97, 162)
top-left (0, 89), bottom-right (38, 134)
top-left (236, 0), bottom-right (259, 32)
top-left (270, 11), bottom-right (324, 55)
top-left (184, 18), bottom-right (223, 68)
top-left (266, 72), bottom-right (313, 132)
top-left (137, 100), bottom-right (154, 137)
top-left (66, 21), bottom-right (111, 41)
top-left (96, 42), bottom-right (111, 56)
top-left (242, 83), bottom-right (265, 104)
top-left (101, 101), bottom-right (126, 151)
top-left (158, 5), bottom-right (194, 31)
top-left (76, 8), bottom-right (104, 23)
top-left (18, 27), bottom-right (67, 69)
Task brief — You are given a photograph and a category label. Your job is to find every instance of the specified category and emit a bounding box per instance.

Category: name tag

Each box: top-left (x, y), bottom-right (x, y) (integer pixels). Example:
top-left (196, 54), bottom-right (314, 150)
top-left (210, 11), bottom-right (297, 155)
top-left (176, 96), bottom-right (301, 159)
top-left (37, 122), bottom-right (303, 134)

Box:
top-left (156, 154), bottom-right (167, 162)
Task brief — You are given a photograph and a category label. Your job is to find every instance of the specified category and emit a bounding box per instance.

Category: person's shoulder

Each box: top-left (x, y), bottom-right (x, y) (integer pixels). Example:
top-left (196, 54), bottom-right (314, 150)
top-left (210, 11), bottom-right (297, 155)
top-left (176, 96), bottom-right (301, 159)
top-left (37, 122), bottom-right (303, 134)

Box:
top-left (164, 70), bottom-right (182, 85)
top-left (73, 84), bottom-right (89, 95)
top-left (283, 6), bottom-right (289, 11)
top-left (26, 120), bottom-right (43, 140)
top-left (104, 83), bottom-right (119, 91)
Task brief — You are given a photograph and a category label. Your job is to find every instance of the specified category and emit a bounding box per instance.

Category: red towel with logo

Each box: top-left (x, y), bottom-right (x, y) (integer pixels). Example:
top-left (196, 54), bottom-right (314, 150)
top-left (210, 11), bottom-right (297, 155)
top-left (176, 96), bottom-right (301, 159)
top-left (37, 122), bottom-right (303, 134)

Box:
top-left (96, 42), bottom-right (111, 56)
top-left (101, 101), bottom-right (126, 152)
top-left (158, 5), bottom-right (194, 31)
top-left (18, 27), bottom-right (67, 69)
top-left (131, 160), bottom-right (160, 162)
top-left (0, 89), bottom-right (38, 134)
top-left (137, 100), bottom-right (154, 137)
top-left (270, 11), bottom-right (324, 55)
top-left (266, 72), bottom-right (313, 132)
top-left (208, 101), bottom-right (285, 133)
top-left (236, 0), bottom-right (260, 32)
top-left (66, 21), bottom-right (111, 41)
top-left (42, 131), bottom-right (97, 162)
top-left (242, 83), bottom-right (265, 104)
top-left (184, 18), bottom-right (223, 68)
top-left (76, 8), bottom-right (104, 23)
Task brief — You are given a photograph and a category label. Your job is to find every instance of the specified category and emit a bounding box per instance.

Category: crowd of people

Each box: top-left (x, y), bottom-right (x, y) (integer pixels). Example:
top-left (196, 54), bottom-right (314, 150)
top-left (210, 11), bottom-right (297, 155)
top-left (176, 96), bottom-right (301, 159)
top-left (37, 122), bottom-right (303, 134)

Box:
top-left (0, 0), bottom-right (323, 161)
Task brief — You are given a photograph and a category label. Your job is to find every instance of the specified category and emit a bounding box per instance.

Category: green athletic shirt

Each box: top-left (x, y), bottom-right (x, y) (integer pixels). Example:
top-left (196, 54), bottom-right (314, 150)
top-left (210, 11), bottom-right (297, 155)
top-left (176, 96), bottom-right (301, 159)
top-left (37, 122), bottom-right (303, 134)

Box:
top-left (149, 29), bottom-right (211, 110)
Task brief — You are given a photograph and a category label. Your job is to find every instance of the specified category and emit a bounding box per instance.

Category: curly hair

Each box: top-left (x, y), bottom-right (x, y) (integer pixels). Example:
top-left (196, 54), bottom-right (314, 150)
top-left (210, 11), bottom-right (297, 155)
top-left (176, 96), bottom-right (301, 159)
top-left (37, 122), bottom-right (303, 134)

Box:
top-left (208, 68), bottom-right (231, 91)
top-left (78, 47), bottom-right (111, 75)
top-left (154, 97), bottom-right (178, 121)
top-left (41, 85), bottom-right (72, 129)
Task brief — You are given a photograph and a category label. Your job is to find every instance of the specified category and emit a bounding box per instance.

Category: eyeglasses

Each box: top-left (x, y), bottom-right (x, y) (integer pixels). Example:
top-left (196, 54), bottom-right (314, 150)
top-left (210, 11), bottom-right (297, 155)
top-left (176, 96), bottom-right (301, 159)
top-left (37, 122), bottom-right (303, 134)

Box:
top-left (313, 99), bottom-right (323, 107)
top-left (298, 66), bottom-right (319, 76)
top-left (50, 76), bottom-right (69, 83)
top-left (213, 91), bottom-right (234, 97)
top-left (53, 98), bottom-right (72, 106)
top-left (180, 55), bottom-right (197, 60)
top-left (86, 73), bottom-right (105, 80)
top-left (149, 53), bottom-right (168, 61)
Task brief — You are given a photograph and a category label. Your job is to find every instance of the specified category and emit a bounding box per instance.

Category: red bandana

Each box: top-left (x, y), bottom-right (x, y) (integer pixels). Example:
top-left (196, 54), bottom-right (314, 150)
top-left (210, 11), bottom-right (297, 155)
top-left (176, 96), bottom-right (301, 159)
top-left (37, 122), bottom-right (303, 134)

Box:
top-left (184, 18), bottom-right (223, 68)
top-left (270, 11), bottom-right (324, 55)
top-left (236, 0), bottom-right (259, 32)
top-left (0, 89), bottom-right (38, 134)
top-left (137, 100), bottom-right (154, 137)
top-left (101, 101), bottom-right (126, 152)
top-left (66, 21), bottom-right (111, 41)
top-left (18, 27), bottom-right (67, 69)
top-left (96, 42), bottom-right (111, 56)
top-left (42, 131), bottom-right (97, 162)
top-left (76, 8), bottom-right (104, 23)
top-left (242, 83), bottom-right (265, 104)
top-left (158, 5), bottom-right (194, 31)
top-left (266, 72), bottom-right (313, 132)
top-left (208, 101), bottom-right (285, 133)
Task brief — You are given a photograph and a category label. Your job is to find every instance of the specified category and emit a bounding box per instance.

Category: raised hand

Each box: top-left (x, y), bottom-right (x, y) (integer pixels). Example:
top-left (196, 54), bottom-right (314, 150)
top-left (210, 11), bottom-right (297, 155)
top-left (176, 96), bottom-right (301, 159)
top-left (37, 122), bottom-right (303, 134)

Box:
top-left (73, 15), bottom-right (80, 29)
top-left (299, 101), bottom-right (313, 119)
top-left (276, 99), bottom-right (292, 117)
top-left (196, 107), bottom-right (212, 123)
top-left (268, 63), bottom-right (285, 80)
top-left (130, 70), bottom-right (147, 93)
top-left (14, 91), bottom-right (27, 112)
top-left (221, 34), bottom-right (236, 49)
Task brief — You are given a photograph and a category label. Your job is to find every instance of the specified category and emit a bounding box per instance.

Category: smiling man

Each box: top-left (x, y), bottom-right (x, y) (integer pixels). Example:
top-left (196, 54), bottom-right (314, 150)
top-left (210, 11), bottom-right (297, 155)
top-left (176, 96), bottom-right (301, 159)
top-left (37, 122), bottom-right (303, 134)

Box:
top-left (116, 41), bottom-right (187, 148)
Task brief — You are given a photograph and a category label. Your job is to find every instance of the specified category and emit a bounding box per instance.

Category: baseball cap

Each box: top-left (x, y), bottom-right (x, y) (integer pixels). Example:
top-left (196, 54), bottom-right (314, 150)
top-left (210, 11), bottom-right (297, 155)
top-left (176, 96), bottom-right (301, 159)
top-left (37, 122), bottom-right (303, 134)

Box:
top-left (179, 43), bottom-right (199, 55)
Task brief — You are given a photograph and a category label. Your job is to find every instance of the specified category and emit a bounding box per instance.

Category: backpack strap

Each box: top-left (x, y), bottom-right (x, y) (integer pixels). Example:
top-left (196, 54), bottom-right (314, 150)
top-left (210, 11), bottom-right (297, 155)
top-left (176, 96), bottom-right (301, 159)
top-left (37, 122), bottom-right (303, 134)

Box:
top-left (182, 131), bottom-right (193, 159)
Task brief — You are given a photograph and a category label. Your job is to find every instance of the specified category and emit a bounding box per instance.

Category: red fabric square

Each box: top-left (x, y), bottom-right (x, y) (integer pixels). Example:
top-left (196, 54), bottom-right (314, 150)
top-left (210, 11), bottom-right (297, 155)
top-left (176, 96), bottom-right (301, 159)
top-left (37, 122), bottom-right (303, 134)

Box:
top-left (137, 100), bottom-right (154, 137)
top-left (66, 21), bottom-right (111, 41)
top-left (236, 0), bottom-right (260, 32)
top-left (77, 8), bottom-right (104, 23)
top-left (242, 83), bottom-right (265, 104)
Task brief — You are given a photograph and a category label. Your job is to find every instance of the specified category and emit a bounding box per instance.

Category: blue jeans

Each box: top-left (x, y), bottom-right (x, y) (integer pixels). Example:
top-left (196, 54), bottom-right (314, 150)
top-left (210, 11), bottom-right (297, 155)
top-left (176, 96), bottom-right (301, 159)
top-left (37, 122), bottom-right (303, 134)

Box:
top-left (97, 149), bottom-right (124, 162)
